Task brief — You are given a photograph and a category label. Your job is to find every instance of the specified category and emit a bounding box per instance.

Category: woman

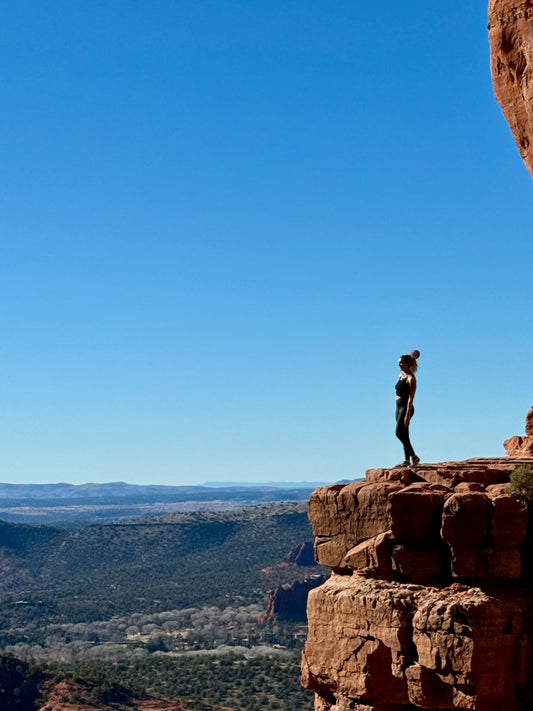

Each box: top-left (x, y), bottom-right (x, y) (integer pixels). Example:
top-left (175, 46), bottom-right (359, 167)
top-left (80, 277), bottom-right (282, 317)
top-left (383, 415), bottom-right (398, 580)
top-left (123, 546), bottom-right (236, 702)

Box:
top-left (395, 349), bottom-right (420, 466)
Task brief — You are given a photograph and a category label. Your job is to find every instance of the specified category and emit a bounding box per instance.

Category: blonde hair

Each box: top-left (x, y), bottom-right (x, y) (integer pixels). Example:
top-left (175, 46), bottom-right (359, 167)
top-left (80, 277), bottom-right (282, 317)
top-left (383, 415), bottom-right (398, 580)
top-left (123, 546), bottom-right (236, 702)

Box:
top-left (400, 349), bottom-right (420, 374)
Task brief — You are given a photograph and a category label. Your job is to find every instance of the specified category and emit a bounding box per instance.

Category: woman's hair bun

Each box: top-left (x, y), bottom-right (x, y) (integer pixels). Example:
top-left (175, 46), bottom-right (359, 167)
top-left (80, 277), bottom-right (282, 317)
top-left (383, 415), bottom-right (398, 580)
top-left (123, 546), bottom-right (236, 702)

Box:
top-left (409, 350), bottom-right (420, 360)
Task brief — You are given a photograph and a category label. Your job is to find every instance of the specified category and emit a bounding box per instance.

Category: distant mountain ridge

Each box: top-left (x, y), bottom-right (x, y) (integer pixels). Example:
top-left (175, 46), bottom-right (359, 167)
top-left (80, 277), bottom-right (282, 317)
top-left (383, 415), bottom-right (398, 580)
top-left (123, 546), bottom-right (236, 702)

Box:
top-left (0, 481), bottom-right (322, 526)
top-left (0, 481), bottom-right (318, 500)
top-left (203, 481), bottom-right (329, 489)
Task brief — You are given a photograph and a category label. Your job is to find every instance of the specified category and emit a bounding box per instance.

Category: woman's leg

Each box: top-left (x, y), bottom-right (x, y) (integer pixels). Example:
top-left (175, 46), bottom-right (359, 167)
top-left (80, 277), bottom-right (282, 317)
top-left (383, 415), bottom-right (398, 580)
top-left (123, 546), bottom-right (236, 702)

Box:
top-left (395, 401), bottom-right (415, 461)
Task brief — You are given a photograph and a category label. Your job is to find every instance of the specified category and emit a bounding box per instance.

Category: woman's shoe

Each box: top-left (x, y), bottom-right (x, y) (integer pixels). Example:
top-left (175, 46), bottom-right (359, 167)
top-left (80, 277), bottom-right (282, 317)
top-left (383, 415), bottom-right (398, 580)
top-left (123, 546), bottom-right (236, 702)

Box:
top-left (394, 460), bottom-right (410, 467)
top-left (410, 455), bottom-right (420, 466)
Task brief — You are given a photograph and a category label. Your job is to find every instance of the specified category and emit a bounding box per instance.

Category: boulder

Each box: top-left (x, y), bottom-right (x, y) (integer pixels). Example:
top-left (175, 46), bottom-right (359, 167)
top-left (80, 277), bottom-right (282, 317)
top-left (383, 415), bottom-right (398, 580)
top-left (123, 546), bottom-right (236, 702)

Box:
top-left (454, 482), bottom-right (484, 493)
top-left (343, 531), bottom-right (394, 575)
top-left (504, 435), bottom-right (533, 457)
top-left (503, 406), bottom-right (533, 456)
top-left (441, 493), bottom-right (488, 578)
top-left (389, 483), bottom-right (446, 544)
top-left (311, 482), bottom-right (401, 569)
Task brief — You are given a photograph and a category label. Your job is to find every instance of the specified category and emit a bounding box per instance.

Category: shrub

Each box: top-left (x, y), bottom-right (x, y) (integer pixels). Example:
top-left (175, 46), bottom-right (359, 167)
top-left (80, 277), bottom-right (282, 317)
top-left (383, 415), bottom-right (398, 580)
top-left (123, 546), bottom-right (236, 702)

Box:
top-left (510, 464), bottom-right (533, 504)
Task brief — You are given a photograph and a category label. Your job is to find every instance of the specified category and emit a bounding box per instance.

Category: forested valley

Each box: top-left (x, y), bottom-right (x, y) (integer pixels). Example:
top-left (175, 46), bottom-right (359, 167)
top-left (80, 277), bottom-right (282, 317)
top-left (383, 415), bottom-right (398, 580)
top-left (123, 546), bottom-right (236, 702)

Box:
top-left (0, 502), bottom-right (327, 709)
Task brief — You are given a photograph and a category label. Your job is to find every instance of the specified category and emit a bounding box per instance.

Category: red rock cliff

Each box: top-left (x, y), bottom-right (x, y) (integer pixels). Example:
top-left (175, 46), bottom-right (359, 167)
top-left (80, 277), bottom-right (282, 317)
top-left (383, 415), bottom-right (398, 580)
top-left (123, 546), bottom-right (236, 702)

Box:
top-left (302, 415), bottom-right (533, 710)
top-left (489, 0), bottom-right (533, 177)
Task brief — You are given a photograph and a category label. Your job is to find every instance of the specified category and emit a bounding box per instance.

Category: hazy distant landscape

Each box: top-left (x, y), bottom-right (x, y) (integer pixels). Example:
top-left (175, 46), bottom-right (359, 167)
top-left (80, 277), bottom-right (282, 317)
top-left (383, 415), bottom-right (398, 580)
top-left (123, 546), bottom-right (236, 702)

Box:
top-left (0, 481), bottom-right (324, 527)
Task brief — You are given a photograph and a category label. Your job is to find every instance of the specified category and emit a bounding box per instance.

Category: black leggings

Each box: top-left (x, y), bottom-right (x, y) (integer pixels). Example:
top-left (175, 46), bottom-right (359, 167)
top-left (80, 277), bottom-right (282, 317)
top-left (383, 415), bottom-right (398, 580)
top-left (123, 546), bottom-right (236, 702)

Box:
top-left (395, 399), bottom-right (416, 461)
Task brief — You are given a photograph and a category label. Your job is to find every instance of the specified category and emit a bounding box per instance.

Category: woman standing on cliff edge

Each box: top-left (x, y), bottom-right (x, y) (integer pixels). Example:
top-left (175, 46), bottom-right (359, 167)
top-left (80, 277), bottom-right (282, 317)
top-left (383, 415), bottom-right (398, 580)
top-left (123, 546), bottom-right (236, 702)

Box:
top-left (395, 350), bottom-right (420, 467)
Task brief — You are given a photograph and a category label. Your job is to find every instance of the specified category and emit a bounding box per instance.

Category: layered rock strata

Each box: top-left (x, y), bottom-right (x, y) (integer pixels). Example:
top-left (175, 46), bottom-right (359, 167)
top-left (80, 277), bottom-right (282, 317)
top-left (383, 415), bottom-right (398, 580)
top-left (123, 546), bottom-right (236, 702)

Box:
top-left (302, 456), bottom-right (533, 710)
top-left (489, 0), bottom-right (533, 177)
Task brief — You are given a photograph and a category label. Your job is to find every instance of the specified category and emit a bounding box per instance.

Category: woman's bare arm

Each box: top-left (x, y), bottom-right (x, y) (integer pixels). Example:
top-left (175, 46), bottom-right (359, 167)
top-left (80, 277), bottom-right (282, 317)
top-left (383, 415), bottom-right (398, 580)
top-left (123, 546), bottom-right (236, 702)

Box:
top-left (404, 375), bottom-right (417, 426)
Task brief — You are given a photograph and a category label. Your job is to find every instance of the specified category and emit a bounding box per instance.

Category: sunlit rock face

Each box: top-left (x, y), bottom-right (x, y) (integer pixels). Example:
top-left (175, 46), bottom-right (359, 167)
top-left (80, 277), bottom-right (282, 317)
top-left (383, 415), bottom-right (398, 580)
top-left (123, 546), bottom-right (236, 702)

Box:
top-left (302, 575), bottom-right (528, 711)
top-left (489, 0), bottom-right (533, 177)
top-left (505, 406), bottom-right (533, 456)
top-left (302, 420), bottom-right (533, 710)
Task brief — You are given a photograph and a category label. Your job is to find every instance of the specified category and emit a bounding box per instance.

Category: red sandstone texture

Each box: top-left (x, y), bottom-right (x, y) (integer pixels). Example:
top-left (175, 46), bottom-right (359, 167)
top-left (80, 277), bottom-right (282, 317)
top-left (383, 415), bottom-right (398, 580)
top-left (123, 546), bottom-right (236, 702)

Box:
top-left (302, 449), bottom-right (533, 710)
top-left (489, 0), bottom-right (533, 177)
top-left (504, 406), bottom-right (533, 456)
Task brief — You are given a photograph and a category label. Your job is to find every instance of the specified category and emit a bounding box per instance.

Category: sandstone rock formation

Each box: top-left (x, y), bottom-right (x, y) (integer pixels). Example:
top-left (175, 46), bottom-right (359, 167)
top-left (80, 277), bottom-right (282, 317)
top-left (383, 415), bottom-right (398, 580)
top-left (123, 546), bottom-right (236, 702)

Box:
top-left (302, 454), bottom-right (533, 710)
top-left (504, 406), bottom-right (533, 456)
top-left (283, 541), bottom-right (317, 566)
top-left (260, 575), bottom-right (327, 622)
top-left (489, 0), bottom-right (533, 177)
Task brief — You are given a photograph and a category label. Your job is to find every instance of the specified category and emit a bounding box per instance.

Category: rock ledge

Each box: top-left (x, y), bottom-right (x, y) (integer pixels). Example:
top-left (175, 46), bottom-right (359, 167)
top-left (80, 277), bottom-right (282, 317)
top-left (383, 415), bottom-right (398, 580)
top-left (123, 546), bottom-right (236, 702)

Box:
top-left (302, 449), bottom-right (533, 710)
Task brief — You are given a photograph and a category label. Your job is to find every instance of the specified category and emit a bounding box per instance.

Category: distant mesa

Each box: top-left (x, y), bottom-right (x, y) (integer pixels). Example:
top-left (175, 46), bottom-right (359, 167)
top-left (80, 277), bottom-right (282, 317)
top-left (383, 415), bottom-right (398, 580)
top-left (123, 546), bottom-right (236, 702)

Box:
top-left (258, 542), bottom-right (326, 623)
top-left (489, 0), bottom-right (533, 177)
top-left (259, 576), bottom-right (327, 623)
top-left (282, 541), bottom-right (317, 566)
top-left (504, 405), bottom-right (533, 456)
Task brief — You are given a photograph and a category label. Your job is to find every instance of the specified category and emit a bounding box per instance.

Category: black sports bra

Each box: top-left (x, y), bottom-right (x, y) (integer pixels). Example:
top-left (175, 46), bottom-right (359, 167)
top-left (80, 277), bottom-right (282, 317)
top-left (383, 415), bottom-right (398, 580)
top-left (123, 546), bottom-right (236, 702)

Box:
top-left (395, 377), bottom-right (410, 398)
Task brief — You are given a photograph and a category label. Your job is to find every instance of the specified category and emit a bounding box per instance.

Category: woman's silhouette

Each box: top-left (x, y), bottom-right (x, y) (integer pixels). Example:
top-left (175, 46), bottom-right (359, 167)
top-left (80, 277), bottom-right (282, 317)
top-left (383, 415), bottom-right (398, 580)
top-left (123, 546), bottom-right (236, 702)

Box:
top-left (395, 349), bottom-right (420, 466)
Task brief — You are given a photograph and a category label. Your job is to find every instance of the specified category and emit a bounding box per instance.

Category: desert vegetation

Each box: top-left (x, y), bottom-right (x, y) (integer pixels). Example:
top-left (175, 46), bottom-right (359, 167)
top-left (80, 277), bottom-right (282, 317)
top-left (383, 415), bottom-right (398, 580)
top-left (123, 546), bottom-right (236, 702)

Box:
top-left (1, 603), bottom-right (307, 662)
top-left (0, 502), bottom-right (325, 709)
top-left (45, 652), bottom-right (314, 710)
top-left (510, 463), bottom-right (533, 505)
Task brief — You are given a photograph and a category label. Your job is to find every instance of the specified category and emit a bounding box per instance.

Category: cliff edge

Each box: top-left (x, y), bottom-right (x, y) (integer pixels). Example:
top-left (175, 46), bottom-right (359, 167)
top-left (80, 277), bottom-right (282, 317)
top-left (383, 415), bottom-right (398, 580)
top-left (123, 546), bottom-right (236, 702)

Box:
top-left (301, 409), bottom-right (533, 710)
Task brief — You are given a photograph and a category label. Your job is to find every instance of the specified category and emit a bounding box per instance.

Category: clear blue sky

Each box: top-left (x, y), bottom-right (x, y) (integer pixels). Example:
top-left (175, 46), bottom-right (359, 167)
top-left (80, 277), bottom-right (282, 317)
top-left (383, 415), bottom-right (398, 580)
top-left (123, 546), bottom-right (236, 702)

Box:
top-left (0, 1), bottom-right (531, 485)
